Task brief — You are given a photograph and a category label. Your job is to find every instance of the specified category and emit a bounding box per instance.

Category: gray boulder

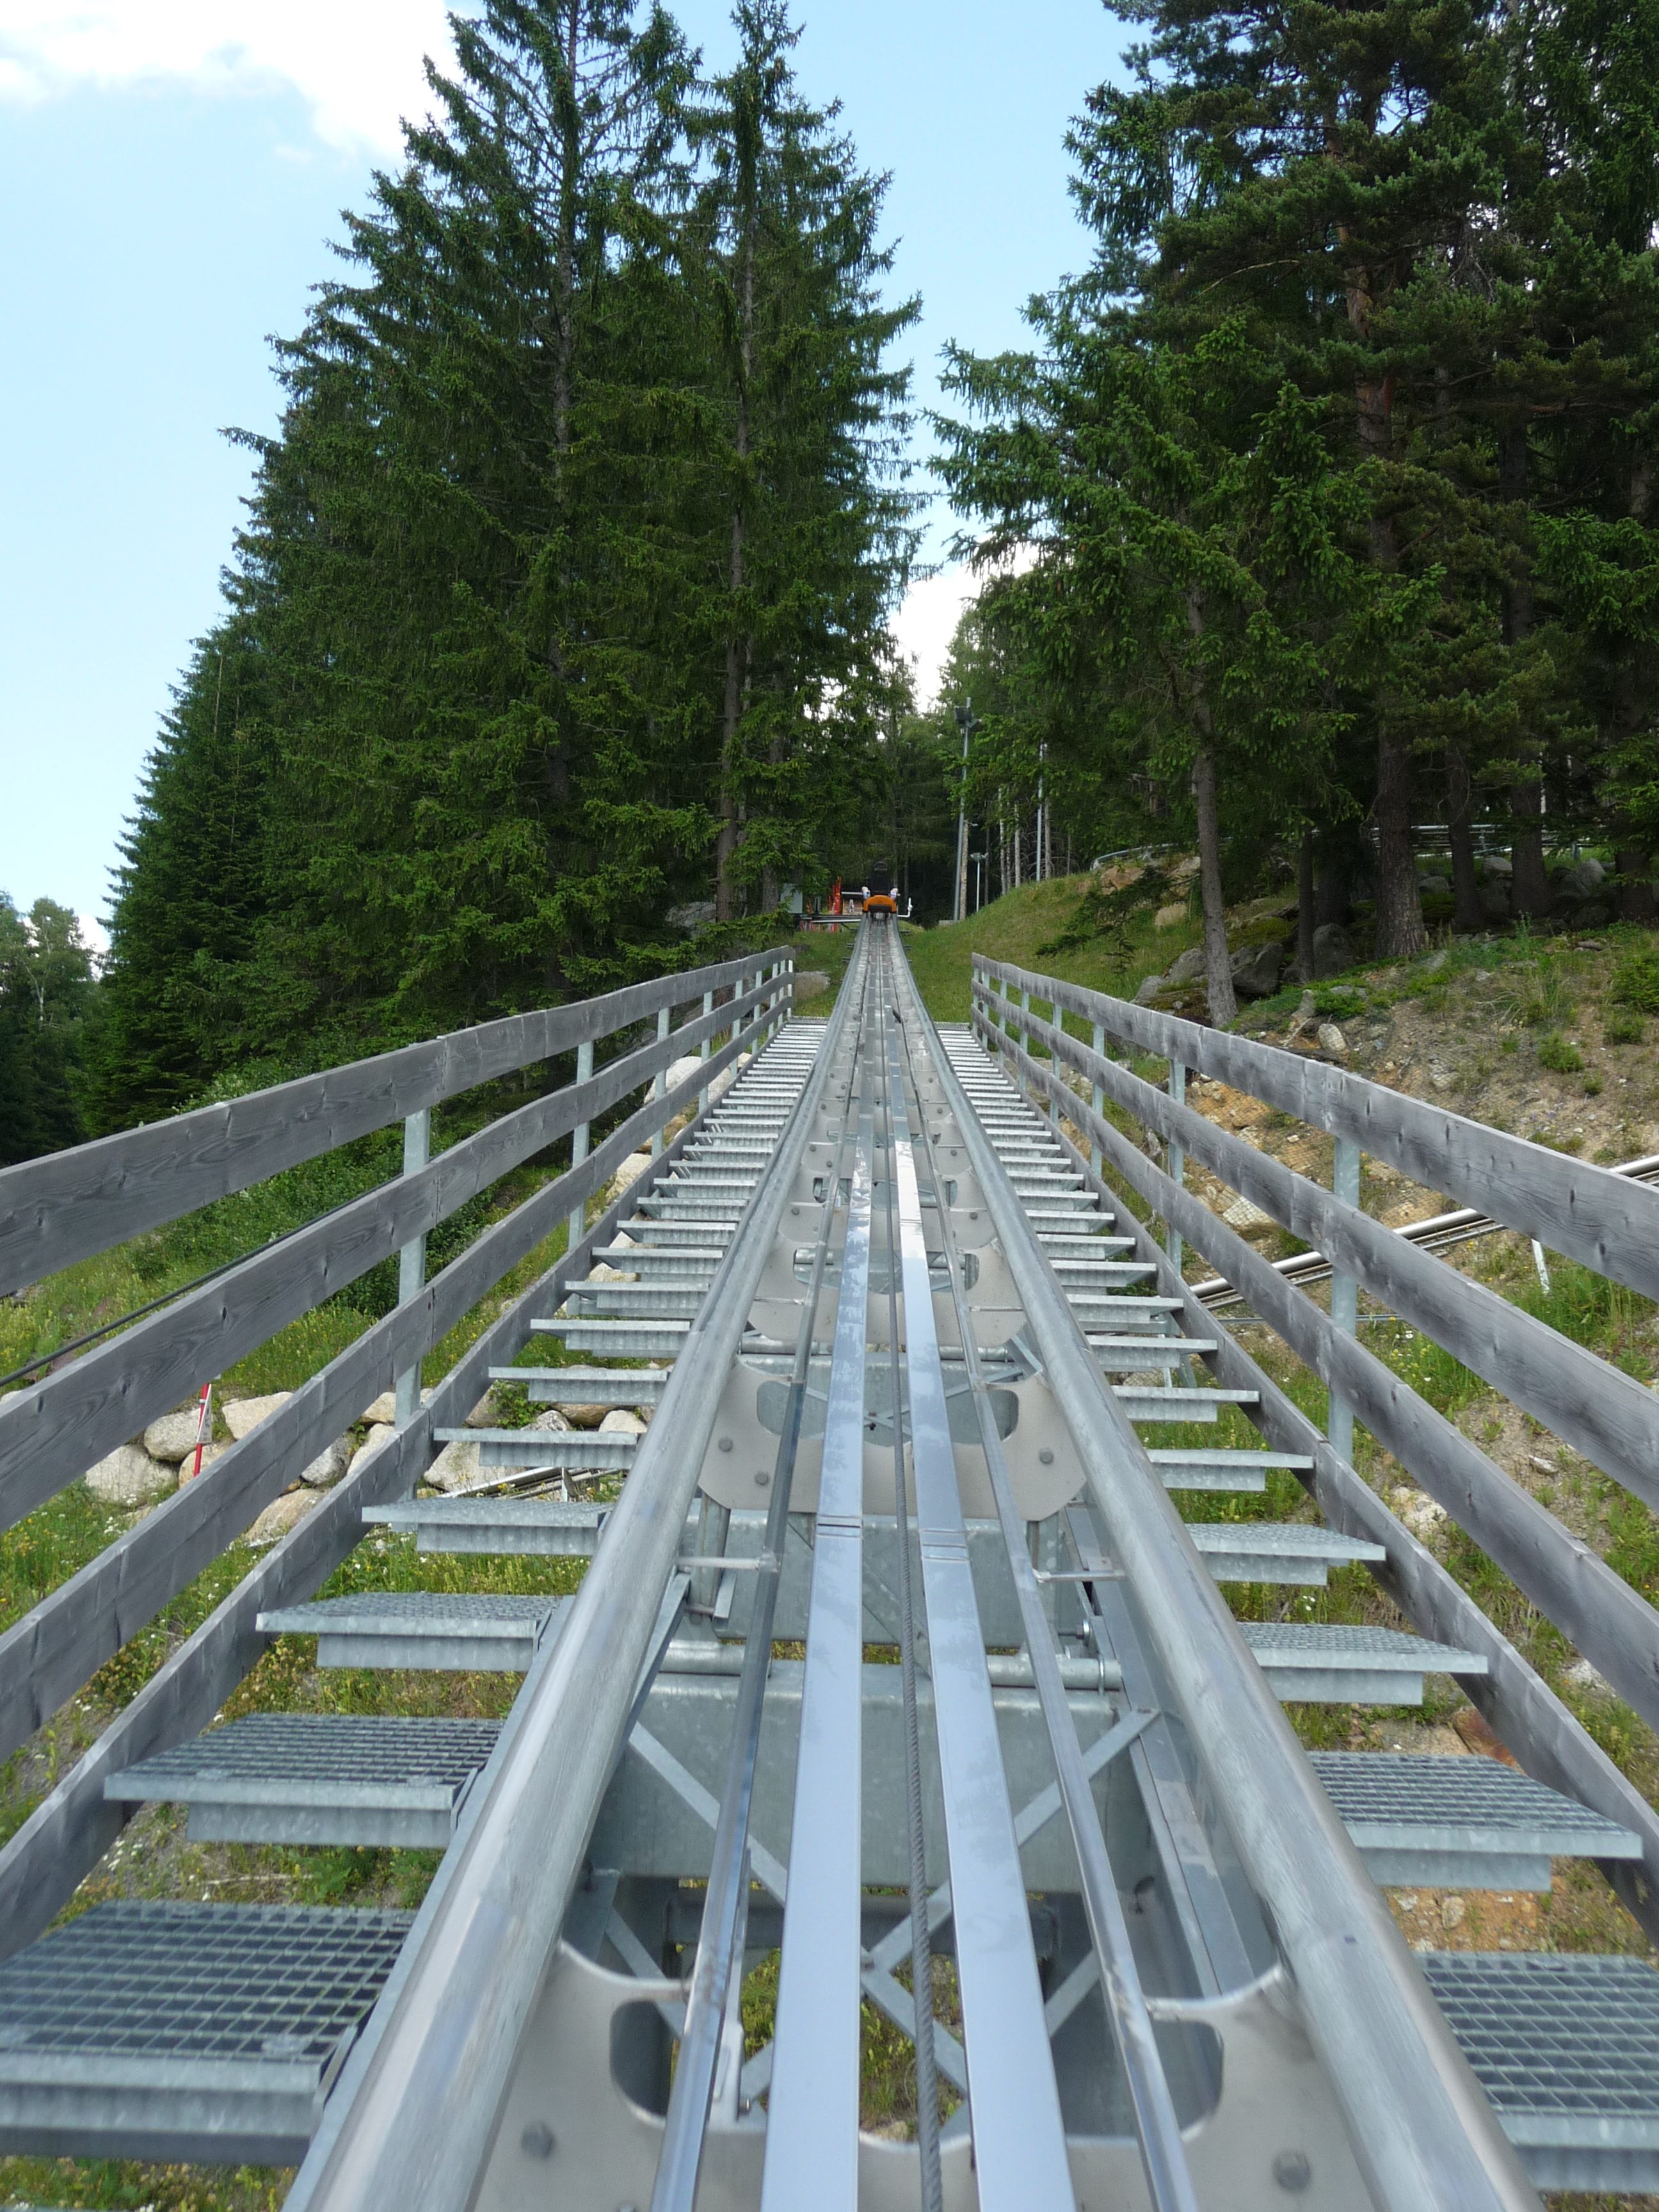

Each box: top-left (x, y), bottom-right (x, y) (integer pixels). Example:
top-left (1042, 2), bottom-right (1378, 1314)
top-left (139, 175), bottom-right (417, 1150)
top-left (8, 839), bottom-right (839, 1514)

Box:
top-left (300, 1436), bottom-right (353, 1488)
top-left (1416, 872), bottom-right (1451, 900)
top-left (1479, 882), bottom-right (1512, 922)
top-left (86, 1445), bottom-right (176, 1508)
top-left (1481, 854), bottom-right (1512, 879)
top-left (1557, 855), bottom-right (1607, 901)
top-left (1132, 974), bottom-right (1164, 1006)
top-left (1165, 946), bottom-right (1207, 985)
top-left (1230, 941), bottom-right (1282, 999)
top-left (666, 901), bottom-right (717, 933)
top-left (143, 1408), bottom-right (207, 1463)
top-left (1311, 923), bottom-right (1354, 978)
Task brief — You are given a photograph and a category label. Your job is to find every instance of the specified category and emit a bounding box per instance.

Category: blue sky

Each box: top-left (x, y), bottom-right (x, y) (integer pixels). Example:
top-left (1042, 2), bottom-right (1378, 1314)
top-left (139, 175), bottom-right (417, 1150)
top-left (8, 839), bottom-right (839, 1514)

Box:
top-left (0, 0), bottom-right (1123, 933)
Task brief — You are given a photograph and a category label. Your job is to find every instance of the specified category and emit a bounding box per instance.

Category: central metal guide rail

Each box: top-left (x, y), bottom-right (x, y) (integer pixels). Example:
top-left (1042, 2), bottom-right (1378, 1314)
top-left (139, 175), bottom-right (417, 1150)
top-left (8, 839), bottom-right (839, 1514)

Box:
top-left (5, 926), bottom-right (1659, 2204)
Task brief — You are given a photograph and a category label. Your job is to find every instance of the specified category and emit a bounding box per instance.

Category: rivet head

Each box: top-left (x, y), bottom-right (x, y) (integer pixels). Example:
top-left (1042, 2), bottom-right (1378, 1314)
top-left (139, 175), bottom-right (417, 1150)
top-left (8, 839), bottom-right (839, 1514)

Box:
top-left (521, 2122), bottom-right (556, 2159)
top-left (1272, 2149), bottom-right (1311, 2192)
top-left (1039, 1448), bottom-right (1055, 1466)
top-left (755, 1470), bottom-right (771, 1487)
top-left (717, 1436), bottom-right (733, 1453)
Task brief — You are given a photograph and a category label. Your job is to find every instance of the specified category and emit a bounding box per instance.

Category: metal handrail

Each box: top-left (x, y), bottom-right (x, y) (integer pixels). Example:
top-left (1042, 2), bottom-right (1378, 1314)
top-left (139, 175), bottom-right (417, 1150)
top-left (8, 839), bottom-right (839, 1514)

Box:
top-left (929, 955), bottom-right (1539, 2211)
top-left (284, 955), bottom-right (853, 2212)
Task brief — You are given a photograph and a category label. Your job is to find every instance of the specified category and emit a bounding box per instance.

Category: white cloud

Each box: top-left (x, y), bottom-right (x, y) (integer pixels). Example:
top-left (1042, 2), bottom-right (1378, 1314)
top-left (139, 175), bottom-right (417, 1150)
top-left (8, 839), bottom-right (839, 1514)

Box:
top-left (0, 1), bottom-right (455, 153)
top-left (890, 548), bottom-right (1040, 712)
top-left (889, 565), bottom-right (977, 712)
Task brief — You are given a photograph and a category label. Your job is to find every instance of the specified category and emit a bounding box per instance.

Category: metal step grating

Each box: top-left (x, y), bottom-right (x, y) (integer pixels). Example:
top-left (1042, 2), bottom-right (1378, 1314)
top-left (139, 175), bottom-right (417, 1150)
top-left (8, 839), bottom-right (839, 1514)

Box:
top-left (1238, 1621), bottom-right (1486, 1704)
top-left (1186, 1520), bottom-right (1386, 1585)
top-left (365, 1496), bottom-right (609, 1557)
top-left (258, 1590), bottom-right (571, 1671)
top-left (1425, 1950), bottom-right (1659, 2191)
top-left (1310, 1751), bottom-right (1642, 1888)
top-left (0, 1900), bottom-right (410, 2165)
top-left (106, 1712), bottom-right (502, 1847)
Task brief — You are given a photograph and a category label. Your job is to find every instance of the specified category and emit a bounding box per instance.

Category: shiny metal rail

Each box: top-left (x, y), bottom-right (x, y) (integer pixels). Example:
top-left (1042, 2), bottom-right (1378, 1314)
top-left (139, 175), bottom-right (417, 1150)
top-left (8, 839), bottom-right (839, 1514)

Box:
top-left (13, 923), bottom-right (1659, 2204)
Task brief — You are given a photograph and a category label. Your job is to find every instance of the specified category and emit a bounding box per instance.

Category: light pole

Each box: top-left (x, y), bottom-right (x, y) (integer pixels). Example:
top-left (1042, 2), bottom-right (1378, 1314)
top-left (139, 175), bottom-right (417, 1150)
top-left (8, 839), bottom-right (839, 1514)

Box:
top-left (972, 851), bottom-right (986, 912)
top-left (952, 701), bottom-right (980, 923)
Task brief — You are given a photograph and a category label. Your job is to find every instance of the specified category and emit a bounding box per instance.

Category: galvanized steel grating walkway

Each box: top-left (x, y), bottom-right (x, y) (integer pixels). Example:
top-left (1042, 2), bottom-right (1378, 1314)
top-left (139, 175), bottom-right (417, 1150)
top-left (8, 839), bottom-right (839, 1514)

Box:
top-left (0, 1901), bottom-right (410, 2065)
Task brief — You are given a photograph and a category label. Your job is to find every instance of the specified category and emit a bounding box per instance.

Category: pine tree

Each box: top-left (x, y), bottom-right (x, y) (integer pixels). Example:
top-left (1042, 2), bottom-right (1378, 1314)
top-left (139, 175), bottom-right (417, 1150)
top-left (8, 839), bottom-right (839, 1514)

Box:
top-left (688, 0), bottom-right (918, 920)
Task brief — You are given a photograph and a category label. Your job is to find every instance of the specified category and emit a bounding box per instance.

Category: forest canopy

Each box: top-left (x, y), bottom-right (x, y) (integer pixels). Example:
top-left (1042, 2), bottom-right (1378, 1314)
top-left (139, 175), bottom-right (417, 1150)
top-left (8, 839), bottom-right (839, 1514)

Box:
top-left (92, 0), bottom-right (921, 1132)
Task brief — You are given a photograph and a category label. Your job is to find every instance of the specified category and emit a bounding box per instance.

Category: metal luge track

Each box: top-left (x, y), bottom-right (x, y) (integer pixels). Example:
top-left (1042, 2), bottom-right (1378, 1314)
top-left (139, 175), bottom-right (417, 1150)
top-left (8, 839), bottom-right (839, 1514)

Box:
top-left (6, 930), bottom-right (1659, 2204)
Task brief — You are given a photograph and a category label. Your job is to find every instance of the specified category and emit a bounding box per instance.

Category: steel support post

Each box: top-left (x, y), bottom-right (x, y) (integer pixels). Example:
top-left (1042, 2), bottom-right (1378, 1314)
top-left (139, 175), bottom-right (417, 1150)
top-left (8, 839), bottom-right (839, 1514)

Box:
top-left (1167, 1061), bottom-right (1186, 1275)
top-left (393, 1108), bottom-right (431, 1425)
top-left (567, 1039), bottom-right (594, 1257)
top-left (1328, 1135), bottom-right (1360, 1461)
top-left (650, 1006), bottom-right (672, 1157)
top-left (699, 990), bottom-right (714, 1116)
top-left (1091, 1020), bottom-right (1105, 1176)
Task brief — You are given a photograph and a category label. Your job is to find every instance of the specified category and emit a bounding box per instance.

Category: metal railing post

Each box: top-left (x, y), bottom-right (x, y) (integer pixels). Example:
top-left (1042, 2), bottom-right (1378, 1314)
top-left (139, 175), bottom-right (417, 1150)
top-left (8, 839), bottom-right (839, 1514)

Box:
top-left (650, 1005), bottom-right (671, 1157)
top-left (700, 989), bottom-right (714, 1114)
top-left (1167, 1062), bottom-right (1185, 1274)
top-left (1328, 1135), bottom-right (1361, 1460)
top-left (393, 1108), bottom-right (431, 1425)
top-left (567, 1039), bottom-right (594, 1257)
top-left (1091, 1021), bottom-right (1105, 1176)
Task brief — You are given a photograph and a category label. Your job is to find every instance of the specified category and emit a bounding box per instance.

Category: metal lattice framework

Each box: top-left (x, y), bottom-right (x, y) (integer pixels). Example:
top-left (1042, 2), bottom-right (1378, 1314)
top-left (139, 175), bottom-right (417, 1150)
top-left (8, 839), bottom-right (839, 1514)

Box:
top-left (0, 928), bottom-right (1656, 2206)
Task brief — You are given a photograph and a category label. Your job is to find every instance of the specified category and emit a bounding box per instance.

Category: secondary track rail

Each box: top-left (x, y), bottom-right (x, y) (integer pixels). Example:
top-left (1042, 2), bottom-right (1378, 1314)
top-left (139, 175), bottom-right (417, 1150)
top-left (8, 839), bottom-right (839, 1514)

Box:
top-left (0, 928), bottom-right (1656, 2204)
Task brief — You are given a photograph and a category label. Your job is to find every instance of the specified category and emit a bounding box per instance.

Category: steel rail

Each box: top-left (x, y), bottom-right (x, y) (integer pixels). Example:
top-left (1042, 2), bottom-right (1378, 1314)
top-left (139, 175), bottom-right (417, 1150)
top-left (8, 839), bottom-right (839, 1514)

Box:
top-left (927, 966), bottom-right (1541, 2210)
top-left (990, 1022), bottom-right (1659, 1950)
top-left (760, 988), bottom-right (876, 2212)
top-left (881, 951), bottom-right (1076, 2210)
top-left (893, 977), bottom-right (1200, 2212)
top-left (654, 972), bottom-right (865, 2212)
top-left (874, 956), bottom-right (946, 2212)
top-left (1190, 1152), bottom-right (1659, 1309)
top-left (284, 965), bottom-right (856, 2212)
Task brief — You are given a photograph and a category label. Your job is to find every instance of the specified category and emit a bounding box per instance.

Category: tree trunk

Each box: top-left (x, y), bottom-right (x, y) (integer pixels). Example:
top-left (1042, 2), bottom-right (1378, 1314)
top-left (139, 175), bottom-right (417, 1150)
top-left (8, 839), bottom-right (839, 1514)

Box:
top-left (1615, 840), bottom-right (1657, 924)
top-left (1509, 776), bottom-right (1549, 920)
top-left (714, 162), bottom-right (758, 926)
top-left (1315, 844), bottom-right (1350, 927)
top-left (1297, 830), bottom-right (1316, 983)
top-left (1445, 745), bottom-right (1484, 934)
top-left (1192, 746), bottom-right (1237, 1026)
top-left (1374, 730), bottom-right (1426, 956)
top-left (1496, 424), bottom-right (1548, 920)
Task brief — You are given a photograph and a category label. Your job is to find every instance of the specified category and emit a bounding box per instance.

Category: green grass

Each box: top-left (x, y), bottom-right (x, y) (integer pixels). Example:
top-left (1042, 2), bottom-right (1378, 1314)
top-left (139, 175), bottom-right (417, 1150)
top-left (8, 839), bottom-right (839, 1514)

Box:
top-left (902, 874), bottom-right (1197, 1025)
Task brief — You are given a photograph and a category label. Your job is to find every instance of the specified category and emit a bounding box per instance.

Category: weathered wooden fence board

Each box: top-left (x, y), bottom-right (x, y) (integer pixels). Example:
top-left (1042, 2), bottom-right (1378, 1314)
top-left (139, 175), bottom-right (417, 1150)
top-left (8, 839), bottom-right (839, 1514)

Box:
top-left (0, 983), bottom-right (772, 1532)
top-left (979, 985), bottom-right (1659, 1517)
top-left (975, 955), bottom-right (1659, 1302)
top-left (980, 1013), bottom-right (1659, 1748)
top-left (0, 948), bottom-right (787, 1296)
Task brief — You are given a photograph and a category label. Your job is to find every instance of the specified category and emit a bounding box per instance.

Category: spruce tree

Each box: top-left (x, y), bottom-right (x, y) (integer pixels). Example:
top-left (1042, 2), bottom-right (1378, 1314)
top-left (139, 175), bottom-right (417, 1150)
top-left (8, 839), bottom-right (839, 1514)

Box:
top-left (688, 0), bottom-right (918, 920)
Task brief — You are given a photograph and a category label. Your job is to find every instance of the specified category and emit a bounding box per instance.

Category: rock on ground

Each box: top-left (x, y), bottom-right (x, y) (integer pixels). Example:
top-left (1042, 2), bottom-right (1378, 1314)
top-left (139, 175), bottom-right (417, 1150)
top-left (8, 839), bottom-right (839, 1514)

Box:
top-left (609, 1151), bottom-right (653, 1200)
top-left (85, 1445), bottom-right (177, 1507)
top-left (1153, 904), bottom-right (1186, 931)
top-left (348, 1422), bottom-right (396, 1477)
top-left (599, 1408), bottom-right (647, 1436)
top-left (1165, 946), bottom-right (1206, 986)
top-left (223, 1393), bottom-right (293, 1441)
top-left (426, 1437), bottom-right (482, 1492)
top-left (246, 1489), bottom-right (321, 1546)
top-left (300, 1436), bottom-right (353, 1488)
top-left (1230, 941), bottom-right (1282, 1000)
top-left (1316, 1022), bottom-right (1349, 1055)
top-left (531, 1406), bottom-right (573, 1432)
top-left (143, 1409), bottom-right (209, 1462)
top-left (666, 1054), bottom-right (704, 1092)
top-left (1132, 974), bottom-right (1164, 1006)
top-left (1311, 923), bottom-right (1354, 977)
